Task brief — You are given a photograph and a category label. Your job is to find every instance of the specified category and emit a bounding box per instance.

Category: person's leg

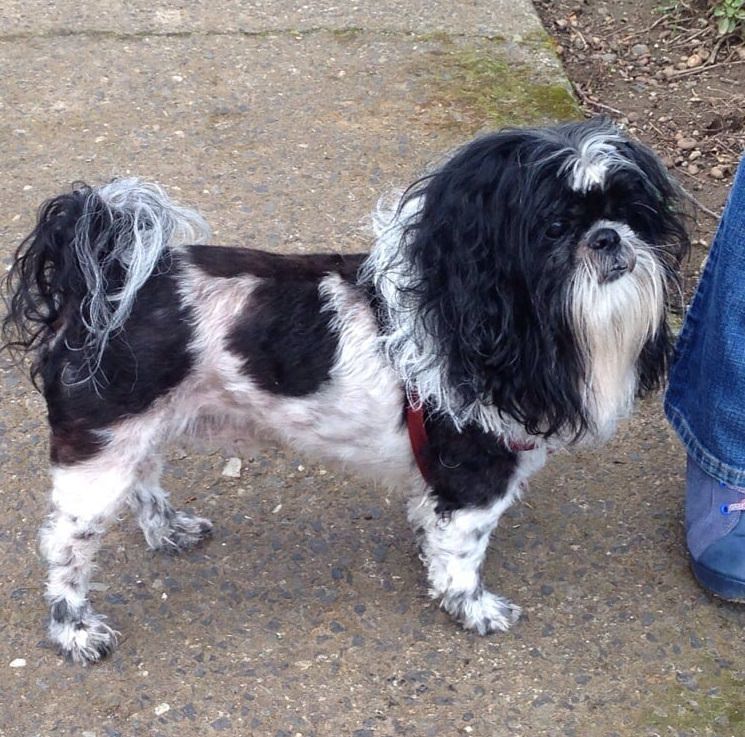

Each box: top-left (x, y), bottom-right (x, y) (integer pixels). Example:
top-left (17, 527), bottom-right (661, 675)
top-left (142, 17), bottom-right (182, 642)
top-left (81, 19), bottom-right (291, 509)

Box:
top-left (665, 156), bottom-right (745, 599)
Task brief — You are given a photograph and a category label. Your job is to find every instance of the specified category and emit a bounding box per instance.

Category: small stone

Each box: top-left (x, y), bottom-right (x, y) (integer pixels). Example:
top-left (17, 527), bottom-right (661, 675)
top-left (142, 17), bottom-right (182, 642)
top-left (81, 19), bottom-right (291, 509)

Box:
top-left (9, 658), bottom-right (26, 668)
top-left (154, 703), bottom-right (170, 716)
top-left (626, 111), bottom-right (639, 123)
top-left (222, 457), bottom-right (242, 478)
top-left (677, 138), bottom-right (698, 150)
top-left (688, 150), bottom-right (702, 161)
top-left (710, 166), bottom-right (725, 179)
top-left (631, 43), bottom-right (649, 57)
top-left (686, 53), bottom-right (703, 68)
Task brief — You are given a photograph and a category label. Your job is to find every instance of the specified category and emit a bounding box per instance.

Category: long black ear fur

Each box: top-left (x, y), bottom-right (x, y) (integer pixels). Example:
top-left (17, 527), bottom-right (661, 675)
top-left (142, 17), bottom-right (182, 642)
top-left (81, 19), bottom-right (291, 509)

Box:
top-left (398, 130), bottom-right (589, 438)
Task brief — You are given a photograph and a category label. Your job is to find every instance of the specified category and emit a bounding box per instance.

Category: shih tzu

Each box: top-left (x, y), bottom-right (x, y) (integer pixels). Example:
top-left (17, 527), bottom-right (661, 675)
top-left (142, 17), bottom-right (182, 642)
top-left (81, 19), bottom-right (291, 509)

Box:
top-left (2, 118), bottom-right (689, 663)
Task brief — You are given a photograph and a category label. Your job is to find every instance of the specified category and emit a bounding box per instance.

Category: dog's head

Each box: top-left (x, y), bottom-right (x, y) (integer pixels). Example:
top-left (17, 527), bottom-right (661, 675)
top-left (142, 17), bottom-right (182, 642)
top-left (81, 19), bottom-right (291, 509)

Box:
top-left (367, 118), bottom-right (690, 440)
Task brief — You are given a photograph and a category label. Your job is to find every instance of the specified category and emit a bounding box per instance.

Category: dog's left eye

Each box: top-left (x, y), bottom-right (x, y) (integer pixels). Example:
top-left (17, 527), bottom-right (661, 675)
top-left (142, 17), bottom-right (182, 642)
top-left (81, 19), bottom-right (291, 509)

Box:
top-left (546, 220), bottom-right (570, 239)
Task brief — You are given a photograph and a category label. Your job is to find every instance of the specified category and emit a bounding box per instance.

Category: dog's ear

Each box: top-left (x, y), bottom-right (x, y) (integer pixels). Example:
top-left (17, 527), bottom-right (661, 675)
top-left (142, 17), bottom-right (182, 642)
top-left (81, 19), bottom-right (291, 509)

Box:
top-left (399, 131), bottom-right (588, 438)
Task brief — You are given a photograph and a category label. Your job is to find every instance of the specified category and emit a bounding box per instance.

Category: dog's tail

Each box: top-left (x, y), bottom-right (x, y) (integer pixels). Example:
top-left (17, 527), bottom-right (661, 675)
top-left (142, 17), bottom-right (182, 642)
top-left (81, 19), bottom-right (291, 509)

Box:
top-left (1, 178), bottom-right (211, 386)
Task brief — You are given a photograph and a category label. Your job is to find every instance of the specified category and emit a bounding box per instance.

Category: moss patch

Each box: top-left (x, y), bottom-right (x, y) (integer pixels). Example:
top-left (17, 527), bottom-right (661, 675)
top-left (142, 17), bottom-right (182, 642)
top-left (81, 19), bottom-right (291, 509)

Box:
top-left (637, 656), bottom-right (745, 734)
top-left (422, 46), bottom-right (580, 131)
top-left (331, 27), bottom-right (364, 42)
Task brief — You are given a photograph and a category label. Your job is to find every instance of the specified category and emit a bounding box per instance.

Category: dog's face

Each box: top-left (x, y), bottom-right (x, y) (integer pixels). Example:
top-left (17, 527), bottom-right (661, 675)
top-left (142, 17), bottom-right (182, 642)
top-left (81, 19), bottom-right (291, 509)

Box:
top-left (540, 176), bottom-right (660, 286)
top-left (369, 119), bottom-right (690, 440)
top-left (527, 152), bottom-right (684, 288)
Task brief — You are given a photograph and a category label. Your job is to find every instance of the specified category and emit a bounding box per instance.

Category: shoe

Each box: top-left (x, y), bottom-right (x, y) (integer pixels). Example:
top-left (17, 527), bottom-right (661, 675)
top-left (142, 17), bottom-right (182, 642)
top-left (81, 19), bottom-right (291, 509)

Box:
top-left (686, 456), bottom-right (745, 602)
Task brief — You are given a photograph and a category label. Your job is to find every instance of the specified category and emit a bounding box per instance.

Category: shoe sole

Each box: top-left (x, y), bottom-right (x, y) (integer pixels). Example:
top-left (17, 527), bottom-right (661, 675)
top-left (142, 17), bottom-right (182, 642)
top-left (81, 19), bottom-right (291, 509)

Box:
top-left (691, 560), bottom-right (745, 603)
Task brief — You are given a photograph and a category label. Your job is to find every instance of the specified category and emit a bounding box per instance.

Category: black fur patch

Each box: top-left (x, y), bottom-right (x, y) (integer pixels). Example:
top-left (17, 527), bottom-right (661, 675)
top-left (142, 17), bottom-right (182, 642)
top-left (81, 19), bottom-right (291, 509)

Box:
top-left (227, 279), bottom-right (339, 397)
top-left (44, 265), bottom-right (194, 465)
top-left (51, 599), bottom-right (73, 624)
top-left (194, 247), bottom-right (369, 398)
top-left (186, 245), bottom-right (366, 282)
top-left (423, 409), bottom-right (519, 514)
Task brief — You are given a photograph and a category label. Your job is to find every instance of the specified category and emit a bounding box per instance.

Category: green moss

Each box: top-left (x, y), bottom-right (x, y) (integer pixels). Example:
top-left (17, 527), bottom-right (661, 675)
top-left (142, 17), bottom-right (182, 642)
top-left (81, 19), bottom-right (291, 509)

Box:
top-left (414, 30), bottom-right (456, 44)
top-left (331, 27), bottom-right (364, 42)
top-left (423, 47), bottom-right (580, 131)
top-left (637, 655), bottom-right (745, 733)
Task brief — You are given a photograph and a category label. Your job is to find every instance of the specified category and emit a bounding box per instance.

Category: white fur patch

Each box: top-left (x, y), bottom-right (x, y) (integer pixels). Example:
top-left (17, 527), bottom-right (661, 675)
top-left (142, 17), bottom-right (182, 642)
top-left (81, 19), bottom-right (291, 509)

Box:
top-left (560, 130), bottom-right (628, 192)
top-left (569, 221), bottom-right (665, 438)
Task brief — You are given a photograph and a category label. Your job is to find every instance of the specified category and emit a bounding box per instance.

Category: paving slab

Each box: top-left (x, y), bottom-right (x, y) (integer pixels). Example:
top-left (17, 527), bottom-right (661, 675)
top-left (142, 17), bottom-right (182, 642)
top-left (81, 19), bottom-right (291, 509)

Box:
top-left (2, 1), bottom-right (545, 38)
top-left (1, 3), bottom-right (743, 737)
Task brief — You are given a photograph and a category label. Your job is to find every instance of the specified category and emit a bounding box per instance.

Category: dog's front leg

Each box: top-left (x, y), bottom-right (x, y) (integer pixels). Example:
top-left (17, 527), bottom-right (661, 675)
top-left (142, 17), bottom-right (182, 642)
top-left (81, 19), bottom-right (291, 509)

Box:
top-left (408, 489), bottom-right (522, 634)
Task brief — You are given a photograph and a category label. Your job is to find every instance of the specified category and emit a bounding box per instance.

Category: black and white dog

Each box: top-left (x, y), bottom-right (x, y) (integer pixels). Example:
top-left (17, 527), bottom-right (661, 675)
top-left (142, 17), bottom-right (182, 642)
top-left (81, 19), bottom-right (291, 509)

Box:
top-left (2, 119), bottom-right (689, 663)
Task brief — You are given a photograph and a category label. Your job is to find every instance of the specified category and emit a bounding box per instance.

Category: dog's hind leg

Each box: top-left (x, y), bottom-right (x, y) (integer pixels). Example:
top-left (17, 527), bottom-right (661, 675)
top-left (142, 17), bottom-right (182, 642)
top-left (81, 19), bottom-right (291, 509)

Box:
top-left (40, 458), bottom-right (136, 663)
top-left (408, 490), bottom-right (522, 635)
top-left (130, 456), bottom-right (213, 553)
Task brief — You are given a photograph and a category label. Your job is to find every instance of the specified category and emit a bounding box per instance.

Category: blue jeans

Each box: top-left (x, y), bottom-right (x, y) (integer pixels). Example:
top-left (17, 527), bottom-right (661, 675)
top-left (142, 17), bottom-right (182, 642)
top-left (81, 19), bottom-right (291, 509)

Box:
top-left (664, 157), bottom-right (745, 487)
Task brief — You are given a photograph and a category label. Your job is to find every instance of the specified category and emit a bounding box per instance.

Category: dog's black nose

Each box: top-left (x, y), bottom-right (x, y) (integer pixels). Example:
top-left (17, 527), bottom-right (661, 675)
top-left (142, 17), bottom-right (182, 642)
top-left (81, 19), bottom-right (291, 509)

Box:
top-left (588, 227), bottom-right (621, 250)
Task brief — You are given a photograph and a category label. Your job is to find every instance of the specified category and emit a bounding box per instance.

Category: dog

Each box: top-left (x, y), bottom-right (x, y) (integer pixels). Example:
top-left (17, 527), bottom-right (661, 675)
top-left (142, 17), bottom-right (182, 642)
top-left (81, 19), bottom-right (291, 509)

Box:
top-left (1, 118), bottom-right (690, 663)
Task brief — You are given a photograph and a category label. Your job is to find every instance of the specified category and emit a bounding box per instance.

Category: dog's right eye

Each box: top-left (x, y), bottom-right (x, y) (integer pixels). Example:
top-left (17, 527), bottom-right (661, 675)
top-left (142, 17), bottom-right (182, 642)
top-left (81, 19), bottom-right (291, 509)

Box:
top-left (546, 220), bottom-right (569, 239)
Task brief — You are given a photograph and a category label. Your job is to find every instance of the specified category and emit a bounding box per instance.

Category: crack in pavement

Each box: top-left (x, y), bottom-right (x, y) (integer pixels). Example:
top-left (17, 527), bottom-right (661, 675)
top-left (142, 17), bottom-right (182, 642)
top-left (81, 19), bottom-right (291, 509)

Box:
top-left (0, 26), bottom-right (509, 43)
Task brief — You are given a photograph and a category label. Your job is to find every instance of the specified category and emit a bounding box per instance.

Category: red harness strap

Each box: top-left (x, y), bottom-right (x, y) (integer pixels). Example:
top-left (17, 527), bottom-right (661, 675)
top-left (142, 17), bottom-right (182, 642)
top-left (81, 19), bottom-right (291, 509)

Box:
top-left (405, 394), bottom-right (538, 485)
top-left (405, 395), bottom-right (432, 484)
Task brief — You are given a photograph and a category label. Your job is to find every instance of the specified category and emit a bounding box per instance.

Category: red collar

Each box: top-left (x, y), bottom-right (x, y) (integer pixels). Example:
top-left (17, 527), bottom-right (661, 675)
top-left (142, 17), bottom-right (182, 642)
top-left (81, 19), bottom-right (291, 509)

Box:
top-left (405, 395), bottom-right (537, 484)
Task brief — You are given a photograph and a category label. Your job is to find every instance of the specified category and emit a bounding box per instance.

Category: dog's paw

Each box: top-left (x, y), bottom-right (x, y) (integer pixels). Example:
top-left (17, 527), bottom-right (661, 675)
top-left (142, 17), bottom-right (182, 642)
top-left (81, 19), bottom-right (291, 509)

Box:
top-left (49, 607), bottom-right (118, 664)
top-left (441, 589), bottom-right (521, 635)
top-left (150, 511), bottom-right (213, 554)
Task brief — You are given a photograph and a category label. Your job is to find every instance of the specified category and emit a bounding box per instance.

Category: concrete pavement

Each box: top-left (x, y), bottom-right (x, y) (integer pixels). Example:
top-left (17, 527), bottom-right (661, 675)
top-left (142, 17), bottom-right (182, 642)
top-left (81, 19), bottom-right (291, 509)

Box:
top-left (1, 2), bottom-right (741, 736)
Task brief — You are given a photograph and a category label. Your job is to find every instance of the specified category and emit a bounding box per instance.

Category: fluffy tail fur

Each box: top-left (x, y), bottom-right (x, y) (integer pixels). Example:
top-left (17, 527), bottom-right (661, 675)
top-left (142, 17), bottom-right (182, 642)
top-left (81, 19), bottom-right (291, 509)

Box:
top-left (1, 178), bottom-right (210, 386)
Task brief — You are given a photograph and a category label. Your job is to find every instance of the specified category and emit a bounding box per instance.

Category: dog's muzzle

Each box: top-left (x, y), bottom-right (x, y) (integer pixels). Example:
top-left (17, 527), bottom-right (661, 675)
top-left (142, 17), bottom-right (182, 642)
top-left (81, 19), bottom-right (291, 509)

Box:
top-left (588, 227), bottom-right (637, 284)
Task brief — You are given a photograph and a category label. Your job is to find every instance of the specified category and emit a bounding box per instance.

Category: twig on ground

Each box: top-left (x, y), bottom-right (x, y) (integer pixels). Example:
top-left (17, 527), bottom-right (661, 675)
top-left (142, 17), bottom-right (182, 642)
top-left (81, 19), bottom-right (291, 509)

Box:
top-left (666, 58), bottom-right (745, 79)
top-left (621, 13), bottom-right (671, 40)
top-left (679, 184), bottom-right (722, 220)
top-left (572, 83), bottom-right (624, 116)
top-left (669, 26), bottom-right (710, 49)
